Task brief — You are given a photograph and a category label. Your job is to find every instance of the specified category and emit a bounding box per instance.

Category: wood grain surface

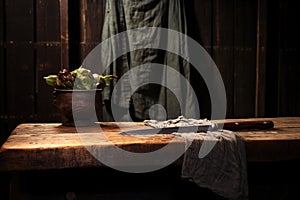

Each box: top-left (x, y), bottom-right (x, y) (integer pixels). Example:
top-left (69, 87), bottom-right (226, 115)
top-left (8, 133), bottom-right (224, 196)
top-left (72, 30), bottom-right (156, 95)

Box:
top-left (0, 117), bottom-right (299, 171)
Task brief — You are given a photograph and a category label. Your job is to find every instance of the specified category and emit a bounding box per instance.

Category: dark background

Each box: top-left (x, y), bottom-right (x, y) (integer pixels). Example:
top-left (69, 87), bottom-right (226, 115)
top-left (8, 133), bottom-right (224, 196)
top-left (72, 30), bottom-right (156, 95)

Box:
top-left (1, 0), bottom-right (299, 146)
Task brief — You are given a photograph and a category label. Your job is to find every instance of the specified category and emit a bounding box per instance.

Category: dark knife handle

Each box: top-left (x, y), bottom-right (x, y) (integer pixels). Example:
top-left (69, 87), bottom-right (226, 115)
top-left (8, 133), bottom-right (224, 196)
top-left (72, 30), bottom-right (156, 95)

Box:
top-left (220, 120), bottom-right (274, 131)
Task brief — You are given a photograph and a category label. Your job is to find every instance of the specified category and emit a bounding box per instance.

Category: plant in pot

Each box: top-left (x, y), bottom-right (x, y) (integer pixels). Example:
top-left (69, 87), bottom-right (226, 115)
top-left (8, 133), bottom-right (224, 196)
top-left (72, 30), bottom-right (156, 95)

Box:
top-left (44, 67), bottom-right (116, 127)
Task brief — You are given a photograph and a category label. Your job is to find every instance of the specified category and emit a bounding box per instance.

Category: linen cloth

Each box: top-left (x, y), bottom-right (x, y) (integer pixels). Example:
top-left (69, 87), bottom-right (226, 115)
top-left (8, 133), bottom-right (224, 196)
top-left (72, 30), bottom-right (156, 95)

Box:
top-left (99, 0), bottom-right (197, 121)
top-left (144, 116), bottom-right (249, 200)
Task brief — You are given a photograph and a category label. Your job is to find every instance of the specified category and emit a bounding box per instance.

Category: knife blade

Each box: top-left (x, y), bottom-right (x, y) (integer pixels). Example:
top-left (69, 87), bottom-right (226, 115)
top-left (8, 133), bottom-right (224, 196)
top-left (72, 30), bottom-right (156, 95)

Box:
top-left (119, 124), bottom-right (216, 135)
top-left (119, 120), bottom-right (274, 135)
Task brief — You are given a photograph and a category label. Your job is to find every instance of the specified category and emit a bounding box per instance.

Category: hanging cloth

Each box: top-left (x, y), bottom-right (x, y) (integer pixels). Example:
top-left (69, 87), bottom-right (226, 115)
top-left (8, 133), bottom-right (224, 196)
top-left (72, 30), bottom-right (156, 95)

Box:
top-left (101, 0), bottom-right (197, 121)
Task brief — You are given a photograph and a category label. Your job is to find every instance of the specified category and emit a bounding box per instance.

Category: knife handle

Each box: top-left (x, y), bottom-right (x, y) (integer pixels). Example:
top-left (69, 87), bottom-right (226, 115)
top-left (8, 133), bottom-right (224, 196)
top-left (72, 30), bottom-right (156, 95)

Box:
top-left (220, 120), bottom-right (274, 131)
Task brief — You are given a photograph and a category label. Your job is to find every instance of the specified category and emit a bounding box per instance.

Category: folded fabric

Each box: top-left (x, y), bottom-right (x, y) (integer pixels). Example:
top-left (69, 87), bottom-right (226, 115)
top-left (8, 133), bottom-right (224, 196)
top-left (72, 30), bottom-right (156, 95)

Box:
top-left (144, 116), bottom-right (249, 200)
top-left (144, 115), bottom-right (212, 128)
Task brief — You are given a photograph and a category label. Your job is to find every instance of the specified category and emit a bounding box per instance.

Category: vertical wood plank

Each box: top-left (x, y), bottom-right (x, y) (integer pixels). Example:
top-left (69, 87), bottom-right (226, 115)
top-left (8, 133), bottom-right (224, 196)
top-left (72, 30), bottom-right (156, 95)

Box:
top-left (277, 0), bottom-right (300, 116)
top-left (60, 0), bottom-right (69, 69)
top-left (212, 0), bottom-right (235, 118)
top-left (255, 0), bottom-right (267, 117)
top-left (80, 0), bottom-right (106, 63)
top-left (36, 46), bottom-right (61, 122)
top-left (6, 46), bottom-right (35, 115)
top-left (80, 0), bottom-right (88, 62)
top-left (190, 0), bottom-right (212, 54)
top-left (233, 0), bottom-right (257, 118)
top-left (187, 0), bottom-right (213, 119)
top-left (265, 0), bottom-right (280, 117)
top-left (0, 0), bottom-right (6, 145)
top-left (0, 0), bottom-right (3, 42)
top-left (6, 0), bottom-right (34, 42)
top-left (6, 0), bottom-right (35, 115)
top-left (36, 0), bottom-right (61, 122)
top-left (0, 0), bottom-right (5, 113)
top-left (5, 0), bottom-right (35, 137)
top-left (68, 0), bottom-right (80, 69)
top-left (36, 0), bottom-right (60, 42)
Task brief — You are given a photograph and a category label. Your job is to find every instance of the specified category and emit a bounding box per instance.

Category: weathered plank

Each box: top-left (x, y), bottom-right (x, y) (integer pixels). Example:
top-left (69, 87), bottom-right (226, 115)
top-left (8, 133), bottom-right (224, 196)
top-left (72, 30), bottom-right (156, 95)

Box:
top-left (217, 117), bottom-right (300, 161)
top-left (79, 0), bottom-right (106, 62)
top-left (0, 122), bottom-right (180, 171)
top-left (264, 0), bottom-right (300, 117)
top-left (6, 0), bottom-right (34, 42)
top-left (6, 46), bottom-right (35, 115)
top-left (36, 0), bottom-right (60, 42)
top-left (0, 117), bottom-right (299, 171)
top-left (187, 0), bottom-right (213, 119)
top-left (36, 0), bottom-right (62, 122)
top-left (255, 0), bottom-right (267, 117)
top-left (0, 0), bottom-right (5, 145)
top-left (60, 0), bottom-right (69, 69)
top-left (0, 0), bottom-right (3, 42)
top-left (36, 46), bottom-right (62, 122)
top-left (3, 0), bottom-right (36, 146)
top-left (277, 0), bottom-right (300, 116)
top-left (5, 0), bottom-right (35, 115)
top-left (189, 0), bottom-right (212, 54)
top-left (233, 0), bottom-right (257, 118)
top-left (212, 0), bottom-right (235, 118)
top-left (264, 0), bottom-right (280, 117)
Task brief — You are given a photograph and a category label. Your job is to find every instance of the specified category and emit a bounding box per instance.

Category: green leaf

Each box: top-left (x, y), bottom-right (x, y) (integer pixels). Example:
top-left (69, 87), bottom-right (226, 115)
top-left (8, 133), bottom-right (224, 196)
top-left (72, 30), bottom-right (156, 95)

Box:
top-left (44, 75), bottom-right (57, 87)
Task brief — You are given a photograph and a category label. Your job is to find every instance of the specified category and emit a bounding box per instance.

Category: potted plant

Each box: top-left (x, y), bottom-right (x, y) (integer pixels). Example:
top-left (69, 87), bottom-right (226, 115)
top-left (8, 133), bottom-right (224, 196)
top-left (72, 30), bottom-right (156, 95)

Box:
top-left (44, 67), bottom-right (116, 126)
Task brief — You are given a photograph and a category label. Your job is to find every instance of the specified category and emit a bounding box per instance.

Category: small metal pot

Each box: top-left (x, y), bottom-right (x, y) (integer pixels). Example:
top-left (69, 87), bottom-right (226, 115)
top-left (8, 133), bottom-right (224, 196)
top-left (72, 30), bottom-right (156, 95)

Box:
top-left (53, 89), bottom-right (103, 126)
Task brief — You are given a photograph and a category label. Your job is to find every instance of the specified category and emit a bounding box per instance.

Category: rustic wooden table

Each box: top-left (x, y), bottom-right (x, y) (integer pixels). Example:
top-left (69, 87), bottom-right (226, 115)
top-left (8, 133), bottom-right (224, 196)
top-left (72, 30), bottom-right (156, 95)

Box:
top-left (0, 117), bottom-right (300, 172)
top-left (0, 117), bottom-right (300, 199)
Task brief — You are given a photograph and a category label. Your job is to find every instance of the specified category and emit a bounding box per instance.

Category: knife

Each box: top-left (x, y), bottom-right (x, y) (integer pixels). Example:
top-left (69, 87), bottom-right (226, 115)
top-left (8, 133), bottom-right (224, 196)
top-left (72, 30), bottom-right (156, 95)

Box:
top-left (119, 120), bottom-right (274, 135)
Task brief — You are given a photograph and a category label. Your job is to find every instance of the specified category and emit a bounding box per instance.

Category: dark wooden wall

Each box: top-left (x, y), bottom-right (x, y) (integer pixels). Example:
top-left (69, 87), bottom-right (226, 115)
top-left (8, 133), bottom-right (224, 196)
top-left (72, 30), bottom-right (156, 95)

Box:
top-left (1, 0), bottom-right (299, 145)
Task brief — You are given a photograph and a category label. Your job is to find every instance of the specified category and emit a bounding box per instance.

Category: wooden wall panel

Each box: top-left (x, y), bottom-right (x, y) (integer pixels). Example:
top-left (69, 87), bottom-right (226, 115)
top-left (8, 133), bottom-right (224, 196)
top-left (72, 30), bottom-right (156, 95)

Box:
top-left (212, 0), bottom-right (235, 118)
top-left (189, 0), bottom-right (212, 53)
top-left (79, 0), bottom-right (106, 63)
top-left (277, 0), bottom-right (300, 116)
top-left (36, 46), bottom-right (61, 122)
top-left (0, 0), bottom-right (299, 144)
top-left (36, 0), bottom-right (61, 122)
top-left (6, 47), bottom-right (35, 115)
top-left (0, 0), bottom-right (5, 112)
top-left (0, 0), bottom-right (6, 145)
top-left (233, 0), bottom-right (257, 118)
top-left (0, 0), bottom-right (3, 42)
top-left (6, 0), bottom-right (34, 42)
top-left (68, 0), bottom-right (80, 69)
top-left (5, 0), bottom-right (35, 120)
top-left (187, 0), bottom-right (213, 119)
top-left (255, 0), bottom-right (268, 117)
top-left (60, 0), bottom-right (69, 69)
top-left (36, 0), bottom-right (60, 42)
top-left (265, 0), bottom-right (280, 117)
top-left (265, 0), bottom-right (300, 117)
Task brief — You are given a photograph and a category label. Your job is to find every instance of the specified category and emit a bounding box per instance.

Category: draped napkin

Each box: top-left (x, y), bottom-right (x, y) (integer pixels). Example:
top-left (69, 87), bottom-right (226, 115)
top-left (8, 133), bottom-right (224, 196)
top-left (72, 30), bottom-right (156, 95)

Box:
top-left (144, 116), bottom-right (249, 200)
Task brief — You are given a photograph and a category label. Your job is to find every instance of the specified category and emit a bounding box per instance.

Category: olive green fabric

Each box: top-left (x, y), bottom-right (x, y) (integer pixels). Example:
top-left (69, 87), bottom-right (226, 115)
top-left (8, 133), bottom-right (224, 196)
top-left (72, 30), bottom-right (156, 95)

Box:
top-left (101, 0), bottom-right (197, 121)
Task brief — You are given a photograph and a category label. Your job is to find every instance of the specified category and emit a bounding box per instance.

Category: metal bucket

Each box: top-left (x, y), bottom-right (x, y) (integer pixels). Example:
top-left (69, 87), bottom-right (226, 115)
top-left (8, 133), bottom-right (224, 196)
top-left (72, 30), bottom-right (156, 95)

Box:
top-left (53, 89), bottom-right (103, 126)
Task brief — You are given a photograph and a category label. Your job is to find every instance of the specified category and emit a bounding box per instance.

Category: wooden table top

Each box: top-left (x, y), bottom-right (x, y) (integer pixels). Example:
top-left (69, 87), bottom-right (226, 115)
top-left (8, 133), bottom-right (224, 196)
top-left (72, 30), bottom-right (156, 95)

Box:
top-left (0, 117), bottom-right (299, 171)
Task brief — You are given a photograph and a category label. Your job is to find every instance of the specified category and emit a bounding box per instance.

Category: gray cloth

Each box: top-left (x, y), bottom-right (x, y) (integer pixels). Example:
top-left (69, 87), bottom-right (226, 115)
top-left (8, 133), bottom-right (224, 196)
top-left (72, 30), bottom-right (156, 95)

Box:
top-left (179, 131), bottom-right (248, 200)
top-left (144, 115), bottom-right (212, 128)
top-left (101, 0), bottom-right (197, 121)
top-left (144, 116), bottom-right (249, 200)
